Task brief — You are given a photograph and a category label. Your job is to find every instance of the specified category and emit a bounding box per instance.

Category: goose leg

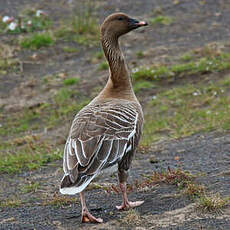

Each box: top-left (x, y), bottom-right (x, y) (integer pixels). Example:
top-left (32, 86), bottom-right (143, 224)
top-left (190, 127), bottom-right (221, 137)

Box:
top-left (80, 192), bottom-right (103, 223)
top-left (116, 170), bottom-right (144, 210)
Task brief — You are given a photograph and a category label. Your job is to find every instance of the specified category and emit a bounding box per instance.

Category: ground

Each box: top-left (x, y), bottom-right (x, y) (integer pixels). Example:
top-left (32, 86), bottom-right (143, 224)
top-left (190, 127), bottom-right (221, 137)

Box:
top-left (0, 0), bottom-right (230, 229)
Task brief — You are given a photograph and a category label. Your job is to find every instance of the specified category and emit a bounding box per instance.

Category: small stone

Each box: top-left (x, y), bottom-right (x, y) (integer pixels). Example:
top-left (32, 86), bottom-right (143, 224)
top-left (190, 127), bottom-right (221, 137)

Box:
top-left (52, 220), bottom-right (61, 226)
top-left (149, 155), bottom-right (159, 164)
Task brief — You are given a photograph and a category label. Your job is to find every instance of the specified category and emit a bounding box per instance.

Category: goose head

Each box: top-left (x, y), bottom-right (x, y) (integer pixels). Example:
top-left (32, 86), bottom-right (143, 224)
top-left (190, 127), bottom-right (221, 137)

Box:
top-left (101, 13), bottom-right (148, 38)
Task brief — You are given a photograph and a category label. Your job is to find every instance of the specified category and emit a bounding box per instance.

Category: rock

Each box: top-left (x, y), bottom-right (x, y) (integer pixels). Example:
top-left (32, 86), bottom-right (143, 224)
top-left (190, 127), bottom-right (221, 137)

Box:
top-left (149, 155), bottom-right (159, 164)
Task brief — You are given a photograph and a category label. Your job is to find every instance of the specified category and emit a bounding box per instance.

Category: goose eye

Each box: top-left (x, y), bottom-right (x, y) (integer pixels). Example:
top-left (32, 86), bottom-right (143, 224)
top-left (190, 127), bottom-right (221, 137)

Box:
top-left (118, 17), bottom-right (123, 21)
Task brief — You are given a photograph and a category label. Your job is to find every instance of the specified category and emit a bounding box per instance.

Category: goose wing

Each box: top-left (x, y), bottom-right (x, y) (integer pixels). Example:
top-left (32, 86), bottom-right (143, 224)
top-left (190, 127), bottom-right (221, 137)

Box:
top-left (60, 100), bottom-right (142, 194)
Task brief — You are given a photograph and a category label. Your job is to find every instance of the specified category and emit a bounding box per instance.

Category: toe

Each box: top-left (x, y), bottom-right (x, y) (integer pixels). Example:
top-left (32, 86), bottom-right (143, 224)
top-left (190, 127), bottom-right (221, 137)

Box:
top-left (129, 200), bottom-right (144, 208)
top-left (116, 200), bottom-right (144, 211)
top-left (96, 218), bottom-right (103, 223)
top-left (116, 205), bottom-right (124, 210)
top-left (81, 212), bottom-right (103, 223)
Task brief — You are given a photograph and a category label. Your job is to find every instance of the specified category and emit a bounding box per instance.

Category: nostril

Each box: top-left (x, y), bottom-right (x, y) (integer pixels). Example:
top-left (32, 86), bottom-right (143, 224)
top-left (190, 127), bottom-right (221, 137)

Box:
top-left (128, 18), bottom-right (139, 24)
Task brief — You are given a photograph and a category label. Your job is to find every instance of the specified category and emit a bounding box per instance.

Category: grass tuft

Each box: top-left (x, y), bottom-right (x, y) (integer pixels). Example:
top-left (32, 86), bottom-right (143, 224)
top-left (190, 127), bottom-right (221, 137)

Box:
top-left (121, 209), bottom-right (141, 225)
top-left (44, 193), bottom-right (78, 207)
top-left (136, 51), bottom-right (145, 59)
top-left (63, 77), bottom-right (80, 86)
top-left (55, 1), bottom-right (99, 46)
top-left (132, 53), bottom-right (230, 81)
top-left (20, 181), bottom-right (40, 193)
top-left (20, 32), bottom-right (54, 49)
top-left (95, 51), bottom-right (104, 59)
top-left (0, 136), bottom-right (62, 173)
top-left (141, 78), bottom-right (230, 147)
top-left (62, 46), bottom-right (79, 53)
top-left (197, 193), bottom-right (229, 213)
top-left (133, 80), bottom-right (155, 93)
top-left (98, 61), bottom-right (109, 71)
top-left (0, 58), bottom-right (20, 75)
top-left (150, 16), bottom-right (173, 25)
top-left (0, 198), bottom-right (22, 207)
top-left (183, 183), bottom-right (206, 198)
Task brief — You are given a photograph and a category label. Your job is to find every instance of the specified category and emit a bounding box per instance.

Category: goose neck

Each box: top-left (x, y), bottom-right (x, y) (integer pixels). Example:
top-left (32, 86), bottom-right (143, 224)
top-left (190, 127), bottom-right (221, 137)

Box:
top-left (101, 35), bottom-right (131, 89)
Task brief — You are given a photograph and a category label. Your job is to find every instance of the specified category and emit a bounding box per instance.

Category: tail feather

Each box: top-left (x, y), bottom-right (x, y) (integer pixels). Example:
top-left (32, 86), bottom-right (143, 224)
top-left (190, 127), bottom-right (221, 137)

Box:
top-left (59, 174), bottom-right (97, 195)
top-left (60, 174), bottom-right (73, 188)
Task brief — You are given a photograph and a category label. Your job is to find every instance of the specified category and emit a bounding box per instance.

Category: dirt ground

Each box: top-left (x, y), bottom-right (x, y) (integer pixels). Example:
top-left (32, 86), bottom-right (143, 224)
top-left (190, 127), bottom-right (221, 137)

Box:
top-left (1, 0), bottom-right (230, 229)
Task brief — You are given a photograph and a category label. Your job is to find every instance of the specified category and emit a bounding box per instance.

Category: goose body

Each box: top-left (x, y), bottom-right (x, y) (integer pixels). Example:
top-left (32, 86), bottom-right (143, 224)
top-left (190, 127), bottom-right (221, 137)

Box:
top-left (60, 98), bottom-right (143, 194)
top-left (60, 12), bottom-right (147, 223)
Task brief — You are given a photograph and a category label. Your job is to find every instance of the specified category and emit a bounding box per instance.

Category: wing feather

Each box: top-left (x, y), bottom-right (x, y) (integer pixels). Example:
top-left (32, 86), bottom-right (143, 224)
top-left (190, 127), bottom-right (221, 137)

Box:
top-left (60, 100), bottom-right (142, 194)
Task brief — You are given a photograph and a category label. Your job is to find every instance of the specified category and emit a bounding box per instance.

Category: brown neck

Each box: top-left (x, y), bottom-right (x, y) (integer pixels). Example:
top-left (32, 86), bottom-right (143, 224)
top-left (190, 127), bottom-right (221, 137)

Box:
top-left (99, 34), bottom-right (135, 100)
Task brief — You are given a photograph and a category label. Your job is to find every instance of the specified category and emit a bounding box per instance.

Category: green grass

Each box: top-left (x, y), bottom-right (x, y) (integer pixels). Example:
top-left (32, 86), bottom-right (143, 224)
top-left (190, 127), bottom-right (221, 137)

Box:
top-left (63, 77), bottom-right (80, 86)
top-left (197, 193), bottom-right (229, 212)
top-left (132, 53), bottom-right (230, 82)
top-left (0, 86), bottom-right (90, 173)
top-left (141, 80), bottom-right (230, 147)
top-left (20, 181), bottom-right (40, 193)
top-left (0, 108), bottom-right (41, 136)
top-left (55, 1), bottom-right (99, 46)
top-left (139, 168), bottom-right (228, 213)
top-left (133, 80), bottom-right (155, 93)
top-left (0, 198), bottom-right (22, 207)
top-left (136, 51), bottom-right (145, 59)
top-left (121, 209), bottom-right (141, 225)
top-left (95, 51), bottom-right (104, 59)
top-left (0, 20), bottom-right (7, 33)
top-left (180, 53), bottom-right (193, 62)
top-left (98, 61), bottom-right (109, 71)
top-left (150, 16), bottom-right (173, 26)
top-left (23, 11), bottom-right (52, 32)
top-left (62, 46), bottom-right (79, 53)
top-left (0, 9), bottom-right (52, 34)
top-left (43, 195), bottom-right (78, 207)
top-left (0, 137), bottom-right (62, 173)
top-left (0, 58), bottom-right (20, 75)
top-left (20, 32), bottom-right (54, 49)
top-left (0, 86), bottom-right (89, 137)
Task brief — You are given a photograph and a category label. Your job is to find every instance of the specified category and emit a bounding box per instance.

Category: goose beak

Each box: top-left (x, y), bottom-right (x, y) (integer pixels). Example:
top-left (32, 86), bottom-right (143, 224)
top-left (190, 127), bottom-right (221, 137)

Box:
top-left (137, 21), bottom-right (148, 26)
top-left (128, 18), bottom-right (148, 29)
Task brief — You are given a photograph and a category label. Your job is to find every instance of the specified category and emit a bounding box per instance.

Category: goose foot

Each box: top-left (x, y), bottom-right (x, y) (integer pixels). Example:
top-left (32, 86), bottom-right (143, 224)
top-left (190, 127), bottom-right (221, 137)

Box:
top-left (80, 192), bottom-right (103, 223)
top-left (81, 209), bottom-right (103, 223)
top-left (116, 200), bottom-right (144, 210)
top-left (116, 182), bottom-right (144, 211)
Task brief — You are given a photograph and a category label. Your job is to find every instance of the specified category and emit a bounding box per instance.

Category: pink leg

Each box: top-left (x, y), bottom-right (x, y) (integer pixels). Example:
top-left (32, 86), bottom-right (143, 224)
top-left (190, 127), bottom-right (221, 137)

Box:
top-left (80, 192), bottom-right (103, 223)
top-left (116, 182), bottom-right (144, 210)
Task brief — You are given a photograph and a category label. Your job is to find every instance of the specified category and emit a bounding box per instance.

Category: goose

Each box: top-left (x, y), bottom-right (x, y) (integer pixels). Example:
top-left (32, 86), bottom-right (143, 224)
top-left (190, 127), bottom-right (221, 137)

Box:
top-left (60, 12), bottom-right (148, 223)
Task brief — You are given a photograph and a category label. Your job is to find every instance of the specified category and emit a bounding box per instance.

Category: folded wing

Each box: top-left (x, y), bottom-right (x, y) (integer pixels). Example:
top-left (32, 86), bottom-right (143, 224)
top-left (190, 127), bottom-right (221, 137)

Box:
top-left (60, 100), bottom-right (141, 194)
